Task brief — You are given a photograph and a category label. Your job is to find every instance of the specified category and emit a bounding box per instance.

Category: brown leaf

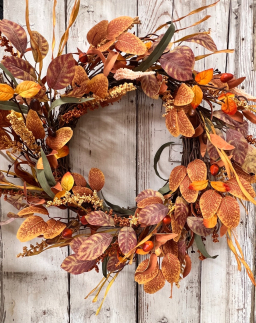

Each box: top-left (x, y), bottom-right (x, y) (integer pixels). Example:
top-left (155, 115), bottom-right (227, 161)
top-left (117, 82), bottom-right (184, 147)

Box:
top-left (2, 56), bottom-right (36, 81)
top-left (86, 210), bottom-right (114, 227)
top-left (86, 73), bottom-right (108, 99)
top-left (141, 75), bottom-right (160, 99)
top-left (242, 110), bottom-right (256, 124)
top-left (187, 159), bottom-right (207, 181)
top-left (138, 203), bottom-right (168, 226)
top-left (165, 109), bottom-right (179, 137)
top-left (107, 255), bottom-right (125, 272)
top-left (0, 128), bottom-right (12, 149)
top-left (213, 110), bottom-right (248, 137)
top-left (115, 32), bottom-right (147, 55)
top-left (162, 240), bottom-right (178, 257)
top-left (87, 20), bottom-right (108, 46)
top-left (169, 165), bottom-right (187, 192)
top-left (137, 196), bottom-right (163, 208)
top-left (174, 196), bottom-right (189, 228)
top-left (0, 19), bottom-right (27, 55)
top-left (185, 33), bottom-right (217, 52)
top-left (226, 129), bottom-right (248, 165)
top-left (72, 172), bottom-right (87, 187)
top-left (199, 190), bottom-right (222, 219)
top-left (17, 215), bottom-right (48, 242)
top-left (18, 205), bottom-right (49, 216)
top-left (72, 186), bottom-right (93, 196)
top-left (30, 31), bottom-right (49, 62)
top-left (61, 254), bottom-right (96, 275)
top-left (177, 109), bottom-right (195, 137)
top-left (46, 54), bottom-right (76, 90)
top-left (72, 66), bottom-right (89, 87)
top-left (227, 77), bottom-right (246, 89)
top-left (0, 110), bottom-right (11, 127)
top-left (174, 83), bottom-right (194, 106)
top-left (161, 253), bottom-right (180, 283)
top-left (170, 214), bottom-right (182, 242)
top-left (76, 233), bottom-right (113, 261)
top-left (44, 219), bottom-right (66, 239)
top-left (144, 269), bottom-right (165, 294)
top-left (160, 46), bottom-right (195, 81)
top-left (46, 127), bottom-right (73, 150)
top-left (210, 134), bottom-right (235, 150)
top-left (26, 109), bottom-right (45, 139)
top-left (183, 254), bottom-right (192, 278)
top-left (242, 145), bottom-right (256, 174)
top-left (217, 196), bottom-right (240, 229)
top-left (88, 168), bottom-right (105, 191)
top-left (136, 189), bottom-right (164, 203)
top-left (70, 236), bottom-right (87, 254)
top-left (227, 177), bottom-right (255, 201)
top-left (180, 175), bottom-right (198, 203)
top-left (135, 254), bottom-right (159, 284)
top-left (118, 227), bottom-right (137, 254)
top-left (107, 16), bottom-right (134, 40)
top-left (187, 217), bottom-right (214, 236)
top-left (14, 161), bottom-right (38, 186)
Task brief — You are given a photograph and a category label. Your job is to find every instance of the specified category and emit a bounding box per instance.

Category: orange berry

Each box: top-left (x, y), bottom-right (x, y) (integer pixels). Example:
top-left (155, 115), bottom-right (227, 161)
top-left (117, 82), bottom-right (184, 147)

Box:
top-left (220, 73), bottom-right (233, 83)
top-left (210, 164), bottom-right (220, 176)
top-left (162, 215), bottom-right (171, 225)
top-left (80, 215), bottom-right (88, 225)
top-left (142, 241), bottom-right (154, 252)
top-left (62, 228), bottom-right (73, 238)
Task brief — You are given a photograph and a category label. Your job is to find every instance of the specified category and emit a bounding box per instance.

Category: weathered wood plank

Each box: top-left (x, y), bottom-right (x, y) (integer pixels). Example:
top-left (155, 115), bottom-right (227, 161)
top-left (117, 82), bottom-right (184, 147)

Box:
top-left (1, 1), bottom-right (69, 322)
top-left (66, 0), bottom-right (137, 321)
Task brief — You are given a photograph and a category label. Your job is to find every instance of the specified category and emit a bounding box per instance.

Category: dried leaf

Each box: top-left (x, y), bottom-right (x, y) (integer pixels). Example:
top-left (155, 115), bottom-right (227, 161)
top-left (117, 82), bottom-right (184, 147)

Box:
top-left (44, 219), bottom-right (66, 239)
top-left (86, 73), bottom-right (108, 99)
top-left (46, 127), bottom-right (73, 150)
top-left (183, 254), bottom-right (192, 278)
top-left (61, 254), bottom-right (96, 275)
top-left (169, 165), bottom-right (187, 192)
top-left (210, 134), bottom-right (235, 150)
top-left (17, 215), bottom-right (48, 242)
top-left (30, 31), bottom-right (49, 62)
top-left (199, 189), bottom-right (222, 219)
top-left (187, 217), bottom-right (214, 236)
top-left (86, 210), bottom-right (114, 227)
top-left (18, 205), bottom-right (49, 216)
top-left (88, 168), bottom-right (105, 191)
top-left (138, 203), bottom-right (168, 226)
top-left (171, 214), bottom-right (182, 242)
top-left (70, 236), bottom-right (87, 254)
top-left (72, 173), bottom-right (86, 187)
top-left (107, 16), bottom-right (134, 40)
top-left (87, 20), bottom-right (108, 46)
top-left (72, 66), bottom-right (89, 87)
top-left (0, 19), bottom-right (27, 55)
top-left (185, 33), bottom-right (217, 52)
top-left (207, 129), bottom-right (224, 160)
top-left (162, 240), bottom-right (178, 256)
top-left (61, 172), bottom-right (74, 191)
top-left (242, 110), bottom-right (256, 124)
top-left (187, 159), bottom-right (207, 181)
top-left (118, 227), bottom-right (137, 254)
top-left (174, 196), bottom-right (189, 228)
top-left (177, 109), bottom-right (195, 137)
top-left (174, 83), bottom-right (194, 106)
top-left (76, 233), bottom-right (113, 261)
top-left (46, 54), bottom-right (76, 90)
top-left (242, 145), bottom-right (256, 174)
top-left (226, 129), bottom-right (248, 165)
top-left (135, 256), bottom-right (159, 284)
top-left (136, 189), bottom-right (164, 203)
top-left (72, 186), bottom-right (93, 196)
top-left (115, 33), bottom-right (147, 55)
top-left (180, 175), bottom-right (198, 203)
top-left (2, 56), bottom-right (36, 81)
top-left (0, 84), bottom-right (14, 101)
top-left (203, 214), bottom-right (218, 228)
top-left (144, 269), bottom-right (165, 294)
top-left (107, 255), bottom-right (125, 272)
top-left (26, 109), bottom-right (45, 139)
top-left (165, 109), bottom-right (179, 137)
top-left (191, 85), bottom-right (203, 109)
top-left (217, 196), bottom-right (240, 228)
top-left (213, 110), bottom-right (248, 137)
top-left (16, 81), bottom-right (41, 99)
top-left (195, 68), bottom-right (213, 85)
top-left (0, 110), bottom-right (11, 127)
top-left (161, 253), bottom-right (180, 283)
top-left (160, 46), bottom-right (195, 81)
top-left (141, 75), bottom-right (160, 99)
top-left (137, 196), bottom-right (163, 208)
top-left (227, 177), bottom-right (255, 201)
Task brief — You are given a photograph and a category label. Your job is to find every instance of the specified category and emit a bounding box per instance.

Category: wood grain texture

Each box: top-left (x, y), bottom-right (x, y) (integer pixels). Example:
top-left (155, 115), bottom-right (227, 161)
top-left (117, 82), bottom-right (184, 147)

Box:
top-left (66, 0), bottom-right (137, 322)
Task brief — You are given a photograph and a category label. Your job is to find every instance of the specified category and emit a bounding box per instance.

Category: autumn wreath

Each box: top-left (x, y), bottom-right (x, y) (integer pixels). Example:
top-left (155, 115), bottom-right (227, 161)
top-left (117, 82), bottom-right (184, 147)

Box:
top-left (0, 0), bottom-right (256, 315)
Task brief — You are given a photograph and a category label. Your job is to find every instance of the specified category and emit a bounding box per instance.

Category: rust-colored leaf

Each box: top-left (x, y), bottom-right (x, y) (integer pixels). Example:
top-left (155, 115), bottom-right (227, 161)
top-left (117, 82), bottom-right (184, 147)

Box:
top-left (187, 216), bottom-right (214, 236)
top-left (2, 56), bottom-right (36, 81)
top-left (138, 204), bottom-right (168, 226)
top-left (0, 19), bottom-right (27, 55)
top-left (227, 177), bottom-right (255, 201)
top-left (183, 254), bottom-right (192, 278)
top-left (115, 32), bottom-right (147, 55)
top-left (0, 84), bottom-right (14, 101)
top-left (72, 173), bottom-right (86, 187)
top-left (185, 33), bottom-right (217, 52)
top-left (162, 240), bottom-right (178, 257)
top-left (217, 196), bottom-right (240, 229)
top-left (30, 31), bottom-right (49, 62)
top-left (177, 109), bottom-right (195, 137)
top-left (118, 227), bottom-right (137, 254)
top-left (55, 146), bottom-right (69, 159)
top-left (141, 74), bottom-right (160, 99)
top-left (76, 233), bottom-right (113, 261)
top-left (86, 210), bottom-right (114, 227)
top-left (18, 205), bottom-right (49, 216)
top-left (242, 110), bottom-right (256, 124)
top-left (191, 85), bottom-right (203, 109)
top-left (72, 186), bottom-right (93, 196)
top-left (46, 127), bottom-right (73, 150)
top-left (17, 215), bottom-right (48, 242)
top-left (203, 214), bottom-right (217, 228)
top-left (137, 196), bottom-right (163, 208)
top-left (87, 20), bottom-right (108, 46)
top-left (26, 109), bottom-right (45, 139)
top-left (220, 224), bottom-right (228, 237)
top-left (86, 73), bottom-right (108, 99)
top-left (169, 165), bottom-right (187, 192)
top-left (187, 159), bottom-right (207, 181)
top-left (107, 16), bottom-right (134, 40)
top-left (88, 168), bottom-right (105, 191)
top-left (210, 134), bottom-right (235, 150)
top-left (144, 269), bottom-right (165, 294)
top-left (160, 46), bottom-right (195, 81)
top-left (46, 54), bottom-right (76, 90)
top-left (189, 180), bottom-right (208, 191)
top-left (180, 175), bottom-right (198, 203)
top-left (174, 196), bottom-right (189, 229)
top-left (174, 83), bottom-right (194, 106)
top-left (226, 129), bottom-right (248, 165)
top-left (61, 254), bottom-right (96, 275)
top-left (136, 189), bottom-right (164, 203)
top-left (171, 215), bottom-right (182, 242)
top-left (227, 76), bottom-right (246, 89)
top-left (72, 65), bottom-right (89, 87)
top-left (44, 219), bottom-right (66, 239)
top-left (0, 110), bottom-right (11, 127)
top-left (161, 253), bottom-right (180, 283)
top-left (165, 109), bottom-right (179, 137)
top-left (199, 189), bottom-right (222, 219)
top-left (135, 254), bottom-right (159, 284)
top-left (195, 68), bottom-right (213, 85)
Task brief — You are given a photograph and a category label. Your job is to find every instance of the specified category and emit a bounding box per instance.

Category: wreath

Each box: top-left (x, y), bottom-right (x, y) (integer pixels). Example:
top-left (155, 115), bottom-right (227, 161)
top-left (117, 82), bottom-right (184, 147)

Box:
top-left (0, 0), bottom-right (256, 315)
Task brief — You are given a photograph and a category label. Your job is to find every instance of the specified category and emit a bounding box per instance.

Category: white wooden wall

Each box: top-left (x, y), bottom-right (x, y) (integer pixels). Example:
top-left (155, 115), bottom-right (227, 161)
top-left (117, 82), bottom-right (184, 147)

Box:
top-left (1, 0), bottom-right (256, 322)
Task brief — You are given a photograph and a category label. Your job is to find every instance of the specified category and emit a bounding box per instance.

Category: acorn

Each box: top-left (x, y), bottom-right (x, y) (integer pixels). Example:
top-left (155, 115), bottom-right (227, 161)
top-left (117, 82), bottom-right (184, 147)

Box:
top-left (220, 73), bottom-right (233, 83)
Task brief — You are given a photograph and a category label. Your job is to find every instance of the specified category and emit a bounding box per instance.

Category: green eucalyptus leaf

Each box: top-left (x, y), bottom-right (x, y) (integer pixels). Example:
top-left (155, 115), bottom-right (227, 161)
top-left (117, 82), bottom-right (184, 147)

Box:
top-left (49, 97), bottom-right (94, 114)
top-left (102, 256), bottom-right (109, 278)
top-left (0, 101), bottom-right (28, 113)
top-left (158, 182), bottom-right (170, 195)
top-left (194, 234), bottom-right (218, 259)
top-left (40, 149), bottom-right (56, 187)
top-left (134, 23), bottom-right (175, 72)
top-left (0, 63), bottom-right (18, 87)
top-left (154, 141), bottom-right (174, 180)
top-left (36, 168), bottom-right (55, 199)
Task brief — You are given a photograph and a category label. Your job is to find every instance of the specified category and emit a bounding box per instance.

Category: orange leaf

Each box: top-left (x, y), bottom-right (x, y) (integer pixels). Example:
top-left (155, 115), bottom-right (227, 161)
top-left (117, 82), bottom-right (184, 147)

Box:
top-left (180, 175), bottom-right (198, 203)
top-left (72, 173), bottom-right (87, 187)
top-left (187, 159), bottom-right (207, 181)
top-left (199, 189), bottom-right (222, 219)
top-left (15, 81), bottom-right (41, 98)
top-left (183, 254), bottom-right (192, 278)
top-left (165, 109), bottom-right (179, 137)
top-left (72, 65), bottom-right (89, 88)
top-left (55, 146), bottom-right (69, 159)
top-left (88, 168), bottom-right (105, 191)
top-left (61, 172), bottom-right (74, 191)
top-left (44, 219), bottom-right (66, 239)
top-left (169, 165), bottom-right (187, 192)
top-left (210, 134), bottom-right (235, 150)
top-left (220, 224), bottom-right (228, 237)
top-left (107, 16), bottom-right (134, 40)
top-left (189, 180), bottom-right (208, 191)
top-left (0, 84), bottom-right (14, 101)
top-left (195, 68), bottom-right (213, 85)
top-left (161, 253), bottom-right (180, 283)
top-left (136, 249), bottom-right (150, 255)
top-left (174, 83), bottom-right (194, 106)
top-left (26, 109), bottom-right (45, 139)
top-left (86, 73), bottom-right (108, 99)
top-left (221, 97), bottom-right (237, 115)
top-left (46, 127), bottom-right (73, 150)
top-left (17, 215), bottom-right (48, 242)
top-left (144, 269), bottom-right (165, 294)
top-left (218, 92), bottom-right (235, 100)
top-left (210, 181), bottom-right (230, 192)
top-left (191, 85), bottom-right (203, 109)
top-left (135, 256), bottom-right (159, 284)
top-left (177, 109), bottom-right (195, 137)
top-left (217, 196), bottom-right (240, 228)
top-left (227, 177), bottom-right (255, 201)
top-left (87, 20), bottom-right (108, 46)
top-left (18, 205), bottom-right (49, 216)
top-left (203, 214), bottom-right (217, 228)
top-left (115, 33), bottom-right (147, 55)
top-left (54, 190), bottom-right (67, 199)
